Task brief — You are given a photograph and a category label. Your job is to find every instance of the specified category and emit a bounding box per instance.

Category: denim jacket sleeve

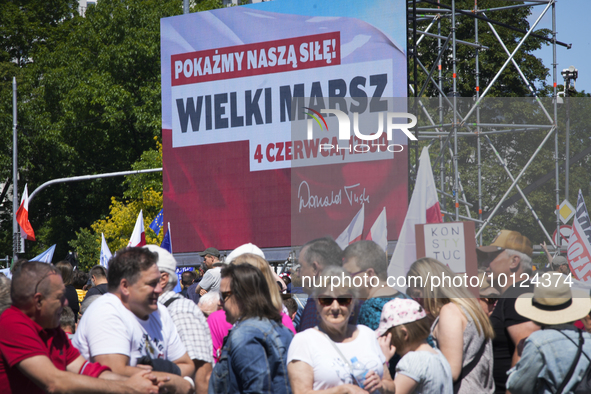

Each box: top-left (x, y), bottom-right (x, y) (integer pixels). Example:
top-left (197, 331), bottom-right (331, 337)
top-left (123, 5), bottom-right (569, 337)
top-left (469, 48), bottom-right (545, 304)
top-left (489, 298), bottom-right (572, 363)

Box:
top-left (506, 338), bottom-right (545, 394)
top-left (229, 325), bottom-right (273, 394)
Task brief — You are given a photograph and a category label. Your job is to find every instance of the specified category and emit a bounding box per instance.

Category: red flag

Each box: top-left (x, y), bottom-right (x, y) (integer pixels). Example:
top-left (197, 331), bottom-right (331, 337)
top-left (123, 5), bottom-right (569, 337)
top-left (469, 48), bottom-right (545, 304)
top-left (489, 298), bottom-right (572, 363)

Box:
top-left (16, 184), bottom-right (35, 241)
top-left (366, 207), bottom-right (387, 251)
top-left (128, 210), bottom-right (146, 247)
top-left (336, 204), bottom-right (365, 250)
top-left (388, 147), bottom-right (442, 290)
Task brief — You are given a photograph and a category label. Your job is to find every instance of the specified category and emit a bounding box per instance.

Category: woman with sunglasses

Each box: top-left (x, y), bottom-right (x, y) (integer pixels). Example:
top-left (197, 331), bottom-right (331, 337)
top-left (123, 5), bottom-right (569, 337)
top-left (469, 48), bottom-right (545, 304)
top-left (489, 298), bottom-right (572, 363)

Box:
top-left (406, 258), bottom-right (495, 394)
top-left (209, 263), bottom-right (294, 394)
top-left (208, 253), bottom-right (297, 362)
top-left (287, 266), bottom-right (394, 394)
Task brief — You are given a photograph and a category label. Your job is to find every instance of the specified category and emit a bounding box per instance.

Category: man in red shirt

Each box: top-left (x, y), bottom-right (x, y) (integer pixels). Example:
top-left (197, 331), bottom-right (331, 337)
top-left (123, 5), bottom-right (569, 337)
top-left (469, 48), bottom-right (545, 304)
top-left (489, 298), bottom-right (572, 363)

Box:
top-left (0, 261), bottom-right (160, 394)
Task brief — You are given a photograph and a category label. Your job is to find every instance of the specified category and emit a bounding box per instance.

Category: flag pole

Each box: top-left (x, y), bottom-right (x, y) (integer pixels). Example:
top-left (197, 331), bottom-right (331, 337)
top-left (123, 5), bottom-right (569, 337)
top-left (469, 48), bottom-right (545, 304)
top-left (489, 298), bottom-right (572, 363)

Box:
top-left (168, 222), bottom-right (172, 252)
top-left (12, 77), bottom-right (19, 261)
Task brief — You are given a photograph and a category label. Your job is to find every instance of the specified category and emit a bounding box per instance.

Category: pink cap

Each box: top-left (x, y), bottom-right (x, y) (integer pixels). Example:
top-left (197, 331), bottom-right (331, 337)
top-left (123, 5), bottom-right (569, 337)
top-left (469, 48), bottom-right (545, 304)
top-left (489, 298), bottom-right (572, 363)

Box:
top-left (375, 298), bottom-right (427, 338)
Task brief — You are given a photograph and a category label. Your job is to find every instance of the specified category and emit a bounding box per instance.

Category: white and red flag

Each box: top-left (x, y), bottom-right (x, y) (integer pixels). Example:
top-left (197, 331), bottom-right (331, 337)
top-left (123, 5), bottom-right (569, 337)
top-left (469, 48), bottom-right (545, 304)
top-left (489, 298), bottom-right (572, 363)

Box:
top-left (336, 204), bottom-right (365, 250)
top-left (567, 190), bottom-right (591, 282)
top-left (388, 147), bottom-right (442, 290)
top-left (128, 210), bottom-right (146, 247)
top-left (366, 207), bottom-right (387, 252)
top-left (16, 184), bottom-right (35, 241)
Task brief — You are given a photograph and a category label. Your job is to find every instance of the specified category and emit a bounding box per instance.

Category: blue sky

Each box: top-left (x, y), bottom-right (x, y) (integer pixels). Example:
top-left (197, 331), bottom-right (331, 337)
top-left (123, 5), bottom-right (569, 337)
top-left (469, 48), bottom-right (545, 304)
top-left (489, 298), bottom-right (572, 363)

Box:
top-left (247, 0), bottom-right (588, 94)
top-left (529, 0), bottom-right (590, 94)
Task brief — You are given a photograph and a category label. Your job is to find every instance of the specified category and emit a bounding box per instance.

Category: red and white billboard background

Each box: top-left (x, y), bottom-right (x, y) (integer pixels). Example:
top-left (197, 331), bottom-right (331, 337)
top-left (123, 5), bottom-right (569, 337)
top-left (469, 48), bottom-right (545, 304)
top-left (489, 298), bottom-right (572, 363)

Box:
top-left (161, 1), bottom-right (407, 252)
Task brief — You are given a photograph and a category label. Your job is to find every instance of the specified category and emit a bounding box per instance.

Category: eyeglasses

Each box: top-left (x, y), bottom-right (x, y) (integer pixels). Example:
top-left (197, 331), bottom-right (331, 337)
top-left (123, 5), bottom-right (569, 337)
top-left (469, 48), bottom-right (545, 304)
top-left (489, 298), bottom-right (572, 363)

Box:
top-left (317, 295), bottom-right (354, 307)
top-left (220, 291), bottom-right (233, 303)
top-left (34, 272), bottom-right (58, 295)
top-left (348, 269), bottom-right (367, 278)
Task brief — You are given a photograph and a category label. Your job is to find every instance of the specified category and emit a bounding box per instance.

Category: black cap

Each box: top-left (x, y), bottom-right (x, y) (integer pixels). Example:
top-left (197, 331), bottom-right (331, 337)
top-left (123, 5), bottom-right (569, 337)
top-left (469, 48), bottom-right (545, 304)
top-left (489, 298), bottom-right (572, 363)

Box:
top-left (198, 247), bottom-right (220, 257)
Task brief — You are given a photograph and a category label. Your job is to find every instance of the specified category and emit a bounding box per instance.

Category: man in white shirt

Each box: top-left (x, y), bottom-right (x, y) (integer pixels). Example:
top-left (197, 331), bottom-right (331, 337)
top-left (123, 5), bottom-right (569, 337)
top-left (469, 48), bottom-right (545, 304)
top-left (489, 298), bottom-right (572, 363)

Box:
top-left (74, 248), bottom-right (195, 394)
top-left (145, 245), bottom-right (213, 394)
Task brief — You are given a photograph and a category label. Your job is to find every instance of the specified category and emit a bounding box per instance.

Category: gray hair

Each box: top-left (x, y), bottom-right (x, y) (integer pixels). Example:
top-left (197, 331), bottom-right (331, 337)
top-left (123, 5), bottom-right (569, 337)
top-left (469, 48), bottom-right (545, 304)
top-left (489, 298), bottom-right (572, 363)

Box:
top-left (0, 275), bottom-right (11, 315)
top-left (198, 290), bottom-right (220, 307)
top-left (300, 237), bottom-right (342, 269)
top-left (342, 240), bottom-right (388, 278)
top-left (60, 306), bottom-right (75, 331)
top-left (505, 249), bottom-right (532, 274)
top-left (80, 294), bottom-right (102, 316)
top-left (11, 261), bottom-right (58, 308)
top-left (163, 272), bottom-right (178, 293)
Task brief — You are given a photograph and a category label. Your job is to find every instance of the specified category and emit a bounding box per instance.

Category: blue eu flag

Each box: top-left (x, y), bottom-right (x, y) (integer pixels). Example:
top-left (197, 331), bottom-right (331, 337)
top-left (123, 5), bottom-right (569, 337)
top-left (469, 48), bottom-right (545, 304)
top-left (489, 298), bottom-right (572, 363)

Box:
top-left (161, 227), bottom-right (172, 253)
top-left (149, 209), bottom-right (164, 235)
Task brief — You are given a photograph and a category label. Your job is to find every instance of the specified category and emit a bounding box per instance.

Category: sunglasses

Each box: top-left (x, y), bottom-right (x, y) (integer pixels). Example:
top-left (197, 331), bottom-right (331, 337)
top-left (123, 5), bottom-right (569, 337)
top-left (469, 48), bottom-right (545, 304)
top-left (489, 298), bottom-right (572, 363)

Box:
top-left (317, 295), bottom-right (354, 307)
top-left (478, 250), bottom-right (504, 268)
top-left (480, 297), bottom-right (497, 306)
top-left (220, 291), bottom-right (233, 303)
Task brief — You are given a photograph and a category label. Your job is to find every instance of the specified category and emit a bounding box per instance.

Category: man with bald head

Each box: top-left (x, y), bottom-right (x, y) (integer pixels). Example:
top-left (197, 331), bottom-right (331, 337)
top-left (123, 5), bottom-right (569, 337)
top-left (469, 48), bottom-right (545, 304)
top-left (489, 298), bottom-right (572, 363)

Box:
top-left (0, 261), bottom-right (159, 394)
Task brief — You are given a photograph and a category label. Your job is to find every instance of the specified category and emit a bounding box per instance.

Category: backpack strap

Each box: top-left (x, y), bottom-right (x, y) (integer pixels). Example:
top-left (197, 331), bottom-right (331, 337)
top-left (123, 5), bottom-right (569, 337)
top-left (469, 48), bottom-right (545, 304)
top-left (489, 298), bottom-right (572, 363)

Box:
top-left (458, 336), bottom-right (488, 382)
top-left (555, 329), bottom-right (584, 394)
top-left (163, 297), bottom-right (179, 308)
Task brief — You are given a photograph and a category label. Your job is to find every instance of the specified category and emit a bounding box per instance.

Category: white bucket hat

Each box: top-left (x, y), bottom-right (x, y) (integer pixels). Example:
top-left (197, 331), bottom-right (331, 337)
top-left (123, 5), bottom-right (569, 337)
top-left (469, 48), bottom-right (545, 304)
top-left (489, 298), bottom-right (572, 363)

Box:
top-left (225, 243), bottom-right (265, 264)
top-left (144, 244), bottom-right (177, 276)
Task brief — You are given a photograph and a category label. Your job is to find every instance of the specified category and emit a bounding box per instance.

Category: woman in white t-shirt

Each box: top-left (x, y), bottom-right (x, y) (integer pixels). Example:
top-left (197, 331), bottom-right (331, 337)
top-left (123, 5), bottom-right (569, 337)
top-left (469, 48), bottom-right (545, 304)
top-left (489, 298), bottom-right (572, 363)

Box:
top-left (287, 266), bottom-right (394, 393)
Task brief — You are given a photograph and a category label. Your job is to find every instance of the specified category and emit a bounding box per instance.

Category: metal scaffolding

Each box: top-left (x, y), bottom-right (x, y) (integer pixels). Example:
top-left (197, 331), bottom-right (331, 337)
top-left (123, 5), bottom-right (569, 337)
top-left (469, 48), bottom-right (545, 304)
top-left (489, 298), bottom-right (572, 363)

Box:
top-left (407, 0), bottom-right (572, 251)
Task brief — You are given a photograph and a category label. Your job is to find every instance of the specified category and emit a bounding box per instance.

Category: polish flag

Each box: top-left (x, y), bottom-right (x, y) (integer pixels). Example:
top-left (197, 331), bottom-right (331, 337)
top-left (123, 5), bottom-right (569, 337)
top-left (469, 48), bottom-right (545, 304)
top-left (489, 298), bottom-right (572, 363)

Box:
top-left (128, 210), bottom-right (146, 247)
top-left (16, 184), bottom-right (36, 241)
top-left (336, 204), bottom-right (365, 250)
top-left (388, 147), bottom-right (442, 291)
top-left (366, 207), bottom-right (387, 252)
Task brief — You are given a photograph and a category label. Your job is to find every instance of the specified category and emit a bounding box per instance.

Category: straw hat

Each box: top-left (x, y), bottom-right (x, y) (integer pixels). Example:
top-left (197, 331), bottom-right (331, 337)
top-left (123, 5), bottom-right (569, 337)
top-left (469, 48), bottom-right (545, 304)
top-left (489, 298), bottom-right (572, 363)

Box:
top-left (515, 275), bottom-right (591, 325)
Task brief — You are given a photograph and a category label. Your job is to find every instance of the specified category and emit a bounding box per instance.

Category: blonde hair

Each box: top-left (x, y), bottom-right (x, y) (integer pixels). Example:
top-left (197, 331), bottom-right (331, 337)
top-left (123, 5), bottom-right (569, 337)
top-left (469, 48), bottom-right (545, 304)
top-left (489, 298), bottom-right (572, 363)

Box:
top-left (231, 253), bottom-right (283, 312)
top-left (407, 257), bottom-right (495, 340)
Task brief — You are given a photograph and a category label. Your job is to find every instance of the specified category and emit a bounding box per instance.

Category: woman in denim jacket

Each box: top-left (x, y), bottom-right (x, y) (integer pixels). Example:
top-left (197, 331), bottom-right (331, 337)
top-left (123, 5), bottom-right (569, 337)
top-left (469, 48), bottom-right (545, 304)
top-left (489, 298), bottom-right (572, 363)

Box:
top-left (209, 263), bottom-right (294, 394)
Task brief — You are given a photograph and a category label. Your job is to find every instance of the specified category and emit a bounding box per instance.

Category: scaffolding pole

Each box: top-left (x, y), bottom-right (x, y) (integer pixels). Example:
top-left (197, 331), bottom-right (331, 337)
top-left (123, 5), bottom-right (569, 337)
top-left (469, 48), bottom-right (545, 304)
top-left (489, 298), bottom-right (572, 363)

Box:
top-left (406, 0), bottom-right (568, 247)
top-left (552, 1), bottom-right (561, 252)
top-left (475, 0), bottom-right (482, 244)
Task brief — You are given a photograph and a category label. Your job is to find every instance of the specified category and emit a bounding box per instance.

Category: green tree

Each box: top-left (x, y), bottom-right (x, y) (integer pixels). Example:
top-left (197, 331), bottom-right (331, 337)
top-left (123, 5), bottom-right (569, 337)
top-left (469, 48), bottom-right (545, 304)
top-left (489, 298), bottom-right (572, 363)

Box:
top-left (0, 0), bottom-right (225, 260)
top-left (0, 0), bottom-right (80, 258)
top-left (70, 142), bottom-right (163, 270)
top-left (411, 0), bottom-right (551, 98)
top-left (409, 1), bottom-right (590, 246)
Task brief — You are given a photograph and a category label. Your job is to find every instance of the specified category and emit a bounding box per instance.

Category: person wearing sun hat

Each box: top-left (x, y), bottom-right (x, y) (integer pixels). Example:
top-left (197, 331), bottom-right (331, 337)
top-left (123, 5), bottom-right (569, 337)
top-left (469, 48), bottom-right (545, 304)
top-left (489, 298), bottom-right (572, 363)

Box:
top-left (477, 229), bottom-right (541, 394)
top-left (506, 276), bottom-right (591, 394)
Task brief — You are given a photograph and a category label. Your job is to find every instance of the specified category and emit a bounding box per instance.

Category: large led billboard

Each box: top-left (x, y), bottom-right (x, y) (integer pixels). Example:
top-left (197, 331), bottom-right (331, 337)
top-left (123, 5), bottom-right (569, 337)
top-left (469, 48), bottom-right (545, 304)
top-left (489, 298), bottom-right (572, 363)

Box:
top-left (161, 0), bottom-right (408, 252)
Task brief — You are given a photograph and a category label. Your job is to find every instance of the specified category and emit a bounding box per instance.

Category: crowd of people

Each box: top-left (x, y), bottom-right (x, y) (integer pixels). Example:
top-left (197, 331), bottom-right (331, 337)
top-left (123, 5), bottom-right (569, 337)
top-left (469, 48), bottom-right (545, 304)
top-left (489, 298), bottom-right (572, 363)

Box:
top-left (0, 229), bottom-right (590, 394)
